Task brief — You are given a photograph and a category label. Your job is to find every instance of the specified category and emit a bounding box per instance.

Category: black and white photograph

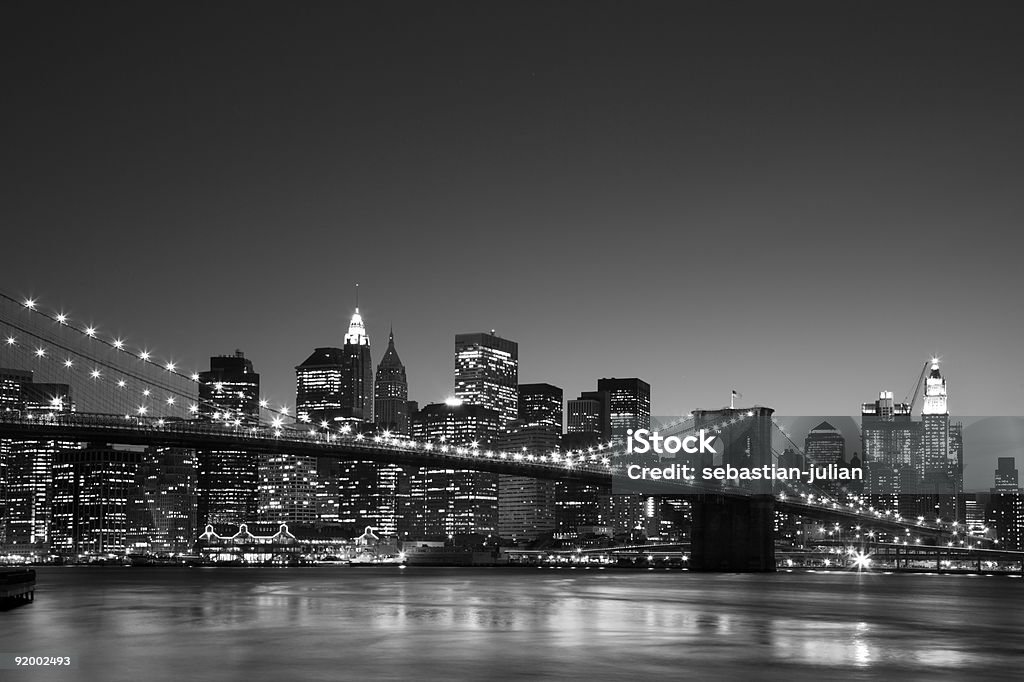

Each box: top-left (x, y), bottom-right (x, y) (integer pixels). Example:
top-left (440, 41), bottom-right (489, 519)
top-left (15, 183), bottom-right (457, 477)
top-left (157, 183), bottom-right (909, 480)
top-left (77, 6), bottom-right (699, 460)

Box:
top-left (2, 1), bottom-right (1024, 680)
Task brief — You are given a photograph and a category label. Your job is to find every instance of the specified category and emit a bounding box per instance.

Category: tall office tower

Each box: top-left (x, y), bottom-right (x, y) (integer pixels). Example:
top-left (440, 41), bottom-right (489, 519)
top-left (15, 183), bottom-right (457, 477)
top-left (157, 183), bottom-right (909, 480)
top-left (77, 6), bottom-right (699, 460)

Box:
top-left (567, 393), bottom-right (607, 439)
top-left (804, 421), bottom-right (845, 465)
top-left (406, 401), bottom-right (502, 540)
top-left (518, 383), bottom-right (563, 430)
top-left (920, 360), bottom-right (950, 479)
top-left (496, 383), bottom-right (563, 543)
top-left (295, 348), bottom-right (346, 424)
top-left (0, 368), bottom-right (31, 546)
top-left (861, 391), bottom-right (919, 509)
top-left (597, 378), bottom-right (651, 442)
top-left (596, 378), bottom-right (651, 535)
top-left (130, 447), bottom-right (197, 555)
top-left (554, 431), bottom-right (612, 540)
top-left (196, 352), bottom-right (260, 528)
top-left (988, 457), bottom-right (1023, 550)
top-left (454, 332), bottom-right (518, 427)
top-left (993, 457), bottom-right (1020, 491)
top-left (4, 380), bottom-right (77, 556)
top-left (374, 329), bottom-right (409, 435)
top-left (342, 308), bottom-right (374, 423)
top-left (50, 445), bottom-right (141, 558)
top-left (257, 453), bottom-right (318, 526)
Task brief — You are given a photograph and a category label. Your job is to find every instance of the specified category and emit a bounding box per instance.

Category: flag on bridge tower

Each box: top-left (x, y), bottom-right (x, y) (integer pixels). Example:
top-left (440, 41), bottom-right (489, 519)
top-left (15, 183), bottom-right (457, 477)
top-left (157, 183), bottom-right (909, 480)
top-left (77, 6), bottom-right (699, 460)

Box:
top-left (731, 390), bottom-right (742, 409)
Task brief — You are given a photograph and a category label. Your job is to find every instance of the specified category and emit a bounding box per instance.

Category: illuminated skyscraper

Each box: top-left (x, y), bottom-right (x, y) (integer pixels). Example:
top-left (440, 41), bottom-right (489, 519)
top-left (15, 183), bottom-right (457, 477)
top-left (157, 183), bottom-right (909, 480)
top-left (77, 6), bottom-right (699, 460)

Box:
top-left (988, 458), bottom-right (1023, 550)
top-left (296, 348), bottom-right (346, 424)
top-left (342, 308), bottom-right (374, 423)
top-left (196, 352), bottom-right (260, 528)
top-left (51, 445), bottom-right (141, 558)
top-left (597, 378), bottom-right (651, 442)
top-left (129, 446), bottom-right (197, 555)
top-left (497, 384), bottom-right (562, 542)
top-left (4, 379), bottom-right (78, 556)
top-left (454, 332), bottom-right (518, 428)
top-left (567, 392), bottom-right (607, 439)
top-left (374, 329), bottom-right (409, 435)
top-left (921, 360), bottom-right (950, 479)
top-left (407, 401), bottom-right (502, 539)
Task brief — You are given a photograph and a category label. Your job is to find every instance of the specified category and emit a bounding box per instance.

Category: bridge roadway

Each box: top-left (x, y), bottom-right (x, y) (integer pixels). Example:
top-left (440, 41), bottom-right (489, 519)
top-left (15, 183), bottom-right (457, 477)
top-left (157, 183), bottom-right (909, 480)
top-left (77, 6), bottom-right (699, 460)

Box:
top-left (0, 413), bottom-right (952, 539)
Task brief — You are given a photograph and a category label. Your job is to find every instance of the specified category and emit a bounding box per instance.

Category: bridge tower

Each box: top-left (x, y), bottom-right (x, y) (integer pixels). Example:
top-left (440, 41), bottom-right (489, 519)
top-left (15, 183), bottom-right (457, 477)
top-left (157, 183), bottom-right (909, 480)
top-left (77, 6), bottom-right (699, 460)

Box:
top-left (690, 406), bottom-right (775, 571)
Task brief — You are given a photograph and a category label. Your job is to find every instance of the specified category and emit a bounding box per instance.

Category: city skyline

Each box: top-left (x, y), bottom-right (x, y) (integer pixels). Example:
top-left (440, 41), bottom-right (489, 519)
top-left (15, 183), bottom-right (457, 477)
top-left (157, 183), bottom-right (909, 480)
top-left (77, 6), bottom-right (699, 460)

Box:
top-left (4, 2), bottom-right (1024, 417)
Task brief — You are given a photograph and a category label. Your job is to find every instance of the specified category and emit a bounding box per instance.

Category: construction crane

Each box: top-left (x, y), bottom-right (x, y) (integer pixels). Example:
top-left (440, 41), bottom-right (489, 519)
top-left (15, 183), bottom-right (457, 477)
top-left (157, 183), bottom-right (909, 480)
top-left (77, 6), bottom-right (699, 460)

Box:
top-left (903, 360), bottom-right (931, 413)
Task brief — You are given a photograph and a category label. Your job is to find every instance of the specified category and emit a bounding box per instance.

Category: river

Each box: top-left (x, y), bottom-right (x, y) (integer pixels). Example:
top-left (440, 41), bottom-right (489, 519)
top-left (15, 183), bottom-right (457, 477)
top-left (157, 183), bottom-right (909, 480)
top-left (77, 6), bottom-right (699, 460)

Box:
top-left (3, 567), bottom-right (1022, 680)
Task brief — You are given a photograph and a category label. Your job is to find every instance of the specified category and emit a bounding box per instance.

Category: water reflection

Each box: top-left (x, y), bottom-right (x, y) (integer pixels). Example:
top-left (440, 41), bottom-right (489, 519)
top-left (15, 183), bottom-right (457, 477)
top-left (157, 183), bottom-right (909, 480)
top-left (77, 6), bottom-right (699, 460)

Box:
top-left (4, 568), bottom-right (1023, 681)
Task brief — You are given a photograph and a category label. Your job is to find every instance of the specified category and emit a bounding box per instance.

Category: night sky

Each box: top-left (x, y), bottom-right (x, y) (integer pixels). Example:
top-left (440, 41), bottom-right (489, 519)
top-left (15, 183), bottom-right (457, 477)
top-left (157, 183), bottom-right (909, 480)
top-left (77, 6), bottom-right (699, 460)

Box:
top-left (4, 1), bottom-right (1024, 420)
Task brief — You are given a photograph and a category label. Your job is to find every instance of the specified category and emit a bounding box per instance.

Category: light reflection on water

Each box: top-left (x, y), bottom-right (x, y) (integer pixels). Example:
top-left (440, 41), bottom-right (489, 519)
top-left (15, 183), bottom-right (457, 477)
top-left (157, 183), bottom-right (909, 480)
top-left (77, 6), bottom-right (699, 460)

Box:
top-left (4, 567), bottom-right (1023, 681)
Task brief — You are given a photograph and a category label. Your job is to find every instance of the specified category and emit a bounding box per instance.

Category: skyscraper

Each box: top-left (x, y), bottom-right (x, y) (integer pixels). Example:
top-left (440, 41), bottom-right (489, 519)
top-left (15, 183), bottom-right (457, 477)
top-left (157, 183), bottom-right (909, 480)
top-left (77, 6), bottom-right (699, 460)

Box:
top-left (130, 446), bottom-right (197, 555)
top-left (597, 377), bottom-right (651, 442)
top-left (50, 445), bottom-right (141, 558)
top-left (407, 401), bottom-right (502, 539)
top-left (988, 457), bottom-right (1023, 551)
top-left (295, 347), bottom-right (346, 425)
top-left (196, 352), bottom-right (260, 528)
top-left (496, 383), bottom-right (563, 543)
top-left (4, 378), bottom-right (78, 556)
top-left (454, 332), bottom-right (518, 427)
top-left (374, 329), bottom-right (409, 435)
top-left (341, 308), bottom-right (374, 423)
top-left (804, 421), bottom-right (845, 465)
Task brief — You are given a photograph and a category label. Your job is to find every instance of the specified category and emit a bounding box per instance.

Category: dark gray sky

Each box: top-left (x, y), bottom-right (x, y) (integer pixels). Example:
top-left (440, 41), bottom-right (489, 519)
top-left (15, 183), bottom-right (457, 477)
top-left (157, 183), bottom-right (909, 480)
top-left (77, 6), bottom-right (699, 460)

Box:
top-left (3, 1), bottom-right (1024, 417)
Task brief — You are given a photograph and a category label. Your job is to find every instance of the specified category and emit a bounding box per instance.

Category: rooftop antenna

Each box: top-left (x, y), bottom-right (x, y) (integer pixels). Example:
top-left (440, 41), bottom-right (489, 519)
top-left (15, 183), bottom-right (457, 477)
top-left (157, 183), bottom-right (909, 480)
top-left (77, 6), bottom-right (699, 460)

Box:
top-left (355, 282), bottom-right (359, 312)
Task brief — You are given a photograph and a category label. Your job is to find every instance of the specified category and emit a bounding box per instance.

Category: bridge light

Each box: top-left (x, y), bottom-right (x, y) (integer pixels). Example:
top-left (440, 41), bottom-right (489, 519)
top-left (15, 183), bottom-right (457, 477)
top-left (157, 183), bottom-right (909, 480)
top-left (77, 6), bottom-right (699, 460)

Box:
top-left (259, 399), bottom-right (269, 408)
top-left (271, 416), bottom-right (283, 428)
top-left (137, 406), bottom-right (148, 415)
top-left (165, 361), bottom-right (176, 372)
top-left (156, 419), bottom-right (165, 427)
top-left (85, 326), bottom-right (97, 337)
top-left (281, 406), bottom-right (290, 415)
top-left (166, 397), bottom-right (175, 405)
top-left (24, 298), bottom-right (36, 310)
top-left (56, 313), bottom-right (67, 324)
top-left (143, 389), bottom-right (151, 397)
top-left (190, 372), bottom-right (200, 381)
top-left (117, 379), bottom-right (127, 388)
top-left (35, 347), bottom-right (46, 358)
top-left (139, 350), bottom-right (151, 361)
top-left (64, 359), bottom-right (73, 368)
top-left (320, 421), bottom-right (329, 429)
top-left (113, 338), bottom-right (124, 349)
top-left (189, 404), bottom-right (198, 414)
top-left (90, 369), bottom-right (101, 379)
top-left (214, 382), bottom-right (224, 392)
top-left (5, 336), bottom-right (15, 346)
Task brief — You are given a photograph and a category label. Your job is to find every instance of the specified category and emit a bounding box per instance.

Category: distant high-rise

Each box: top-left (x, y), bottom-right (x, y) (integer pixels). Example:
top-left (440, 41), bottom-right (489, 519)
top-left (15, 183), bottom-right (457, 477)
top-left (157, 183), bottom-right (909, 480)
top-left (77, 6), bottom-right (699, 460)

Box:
top-left (374, 329), bottom-right (409, 435)
top-left (130, 446), bottom-right (197, 555)
top-left (407, 401), bottom-right (502, 539)
top-left (804, 421), bottom-right (845, 465)
top-left (567, 393), bottom-right (606, 439)
top-left (920, 361), bottom-right (950, 479)
top-left (517, 383), bottom-right (563, 431)
top-left (257, 454), bottom-right (318, 526)
top-left (988, 457), bottom-right (1023, 551)
top-left (993, 457), bottom-right (1021, 492)
top-left (597, 378), bottom-right (650, 442)
top-left (341, 308), bottom-right (374, 423)
top-left (51, 445), bottom-right (141, 558)
top-left (454, 332), bottom-right (518, 428)
top-left (295, 348), bottom-right (346, 425)
top-left (497, 383), bottom-right (563, 543)
top-left (196, 352), bottom-right (260, 527)
top-left (4, 377), bottom-right (77, 556)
